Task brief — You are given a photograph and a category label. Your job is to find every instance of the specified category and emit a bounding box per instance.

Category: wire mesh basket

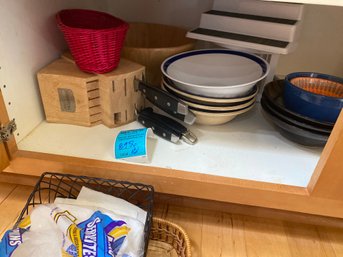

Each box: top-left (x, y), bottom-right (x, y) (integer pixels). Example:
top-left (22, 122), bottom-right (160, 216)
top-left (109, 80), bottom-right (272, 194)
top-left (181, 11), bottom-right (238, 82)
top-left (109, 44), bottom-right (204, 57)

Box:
top-left (14, 172), bottom-right (154, 257)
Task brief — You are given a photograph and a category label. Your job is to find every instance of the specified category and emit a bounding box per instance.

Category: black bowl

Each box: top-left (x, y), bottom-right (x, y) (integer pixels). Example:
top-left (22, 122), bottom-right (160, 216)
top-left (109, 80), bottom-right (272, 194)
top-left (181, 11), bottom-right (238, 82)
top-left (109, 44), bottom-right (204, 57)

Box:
top-left (261, 99), bottom-right (328, 147)
top-left (261, 96), bottom-right (331, 135)
top-left (262, 80), bottom-right (334, 130)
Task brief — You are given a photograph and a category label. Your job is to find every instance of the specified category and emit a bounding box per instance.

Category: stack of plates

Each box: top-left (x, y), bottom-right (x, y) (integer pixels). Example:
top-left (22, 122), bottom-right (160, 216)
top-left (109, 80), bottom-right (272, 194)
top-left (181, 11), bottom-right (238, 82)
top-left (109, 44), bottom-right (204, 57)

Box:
top-left (261, 80), bottom-right (333, 147)
top-left (161, 49), bottom-right (269, 125)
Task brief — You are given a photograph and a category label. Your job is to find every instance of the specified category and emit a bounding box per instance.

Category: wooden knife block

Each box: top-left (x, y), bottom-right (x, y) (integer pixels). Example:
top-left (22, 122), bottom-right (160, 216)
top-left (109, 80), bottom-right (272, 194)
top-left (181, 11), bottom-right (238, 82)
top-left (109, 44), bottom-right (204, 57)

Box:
top-left (37, 55), bottom-right (145, 128)
top-left (98, 60), bottom-right (145, 128)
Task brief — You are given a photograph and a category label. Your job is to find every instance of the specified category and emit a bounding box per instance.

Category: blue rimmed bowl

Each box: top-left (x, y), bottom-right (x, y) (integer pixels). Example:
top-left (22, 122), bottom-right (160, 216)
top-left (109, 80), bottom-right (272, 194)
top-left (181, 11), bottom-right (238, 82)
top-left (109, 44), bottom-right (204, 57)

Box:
top-left (284, 72), bottom-right (343, 123)
top-left (161, 49), bottom-right (269, 98)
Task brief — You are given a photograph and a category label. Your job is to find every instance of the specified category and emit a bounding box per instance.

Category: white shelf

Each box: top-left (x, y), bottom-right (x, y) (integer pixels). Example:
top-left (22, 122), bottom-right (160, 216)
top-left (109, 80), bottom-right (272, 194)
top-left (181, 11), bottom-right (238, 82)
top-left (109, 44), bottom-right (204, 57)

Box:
top-left (17, 104), bottom-right (322, 187)
top-left (262, 0), bottom-right (343, 7)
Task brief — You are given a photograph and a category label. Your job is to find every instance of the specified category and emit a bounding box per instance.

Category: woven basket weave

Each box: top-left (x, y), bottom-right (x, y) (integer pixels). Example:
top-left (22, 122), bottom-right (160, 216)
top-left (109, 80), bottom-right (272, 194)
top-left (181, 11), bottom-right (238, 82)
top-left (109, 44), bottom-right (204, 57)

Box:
top-left (56, 9), bottom-right (128, 74)
top-left (148, 217), bottom-right (191, 257)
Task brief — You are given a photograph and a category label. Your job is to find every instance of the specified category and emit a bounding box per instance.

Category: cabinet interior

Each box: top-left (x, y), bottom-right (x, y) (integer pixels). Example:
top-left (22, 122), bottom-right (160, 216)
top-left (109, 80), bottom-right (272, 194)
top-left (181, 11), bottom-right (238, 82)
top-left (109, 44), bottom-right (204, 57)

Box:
top-left (3, 0), bottom-right (340, 188)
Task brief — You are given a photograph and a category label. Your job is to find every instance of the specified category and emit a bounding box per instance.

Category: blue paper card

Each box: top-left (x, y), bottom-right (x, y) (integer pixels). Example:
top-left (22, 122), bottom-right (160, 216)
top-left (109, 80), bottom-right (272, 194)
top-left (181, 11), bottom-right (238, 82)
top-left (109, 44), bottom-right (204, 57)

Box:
top-left (114, 128), bottom-right (149, 160)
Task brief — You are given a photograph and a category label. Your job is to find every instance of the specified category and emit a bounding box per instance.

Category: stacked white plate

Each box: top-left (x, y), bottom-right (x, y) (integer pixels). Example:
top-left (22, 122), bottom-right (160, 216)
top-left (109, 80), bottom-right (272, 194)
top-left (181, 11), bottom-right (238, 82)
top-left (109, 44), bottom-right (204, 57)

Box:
top-left (161, 49), bottom-right (270, 125)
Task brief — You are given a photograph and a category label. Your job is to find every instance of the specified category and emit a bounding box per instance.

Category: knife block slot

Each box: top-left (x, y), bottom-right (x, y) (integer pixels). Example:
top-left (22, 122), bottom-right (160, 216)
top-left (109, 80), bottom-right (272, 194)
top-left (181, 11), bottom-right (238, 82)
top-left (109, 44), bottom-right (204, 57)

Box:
top-left (114, 112), bottom-right (121, 124)
top-left (37, 55), bottom-right (145, 128)
top-left (124, 79), bottom-right (127, 96)
top-left (99, 59), bottom-right (145, 128)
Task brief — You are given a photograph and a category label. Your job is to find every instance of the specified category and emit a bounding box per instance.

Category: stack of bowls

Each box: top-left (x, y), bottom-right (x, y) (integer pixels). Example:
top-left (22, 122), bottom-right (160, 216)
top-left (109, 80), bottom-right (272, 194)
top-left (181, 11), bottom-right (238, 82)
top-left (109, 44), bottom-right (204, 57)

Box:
top-left (161, 49), bottom-right (270, 125)
top-left (261, 72), bottom-right (343, 147)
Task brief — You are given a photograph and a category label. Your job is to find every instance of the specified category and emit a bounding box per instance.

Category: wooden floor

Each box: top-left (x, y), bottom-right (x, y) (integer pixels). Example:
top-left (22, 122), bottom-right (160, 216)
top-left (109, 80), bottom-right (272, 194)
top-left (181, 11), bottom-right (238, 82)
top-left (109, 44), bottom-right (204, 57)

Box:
top-left (1, 183), bottom-right (343, 257)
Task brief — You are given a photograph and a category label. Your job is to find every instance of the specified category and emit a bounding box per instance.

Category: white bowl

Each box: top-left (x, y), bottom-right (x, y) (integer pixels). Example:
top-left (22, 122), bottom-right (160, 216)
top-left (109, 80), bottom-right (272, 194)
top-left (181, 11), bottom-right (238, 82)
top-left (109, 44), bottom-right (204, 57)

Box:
top-left (162, 78), bottom-right (258, 105)
top-left (184, 97), bottom-right (256, 111)
top-left (161, 81), bottom-right (257, 111)
top-left (191, 103), bottom-right (255, 125)
top-left (161, 49), bottom-right (269, 98)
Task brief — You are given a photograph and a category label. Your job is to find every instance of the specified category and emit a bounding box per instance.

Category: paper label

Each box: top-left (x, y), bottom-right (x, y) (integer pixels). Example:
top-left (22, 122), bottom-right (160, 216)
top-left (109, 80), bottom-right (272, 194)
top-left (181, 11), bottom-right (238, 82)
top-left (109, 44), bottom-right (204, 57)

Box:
top-left (58, 88), bottom-right (76, 112)
top-left (114, 128), bottom-right (150, 160)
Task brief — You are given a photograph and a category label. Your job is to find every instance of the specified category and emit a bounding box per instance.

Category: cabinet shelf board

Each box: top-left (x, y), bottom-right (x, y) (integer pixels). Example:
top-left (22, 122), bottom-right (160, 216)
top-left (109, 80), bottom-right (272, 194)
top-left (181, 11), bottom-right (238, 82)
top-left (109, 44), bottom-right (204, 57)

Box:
top-left (17, 104), bottom-right (322, 187)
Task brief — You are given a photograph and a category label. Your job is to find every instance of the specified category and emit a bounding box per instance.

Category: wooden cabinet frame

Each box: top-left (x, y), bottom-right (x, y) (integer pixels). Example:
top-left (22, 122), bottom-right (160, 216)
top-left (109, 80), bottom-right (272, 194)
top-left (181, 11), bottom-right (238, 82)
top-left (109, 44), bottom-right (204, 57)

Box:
top-left (0, 0), bottom-right (343, 224)
top-left (0, 89), bottom-right (14, 170)
top-left (1, 89), bottom-right (343, 218)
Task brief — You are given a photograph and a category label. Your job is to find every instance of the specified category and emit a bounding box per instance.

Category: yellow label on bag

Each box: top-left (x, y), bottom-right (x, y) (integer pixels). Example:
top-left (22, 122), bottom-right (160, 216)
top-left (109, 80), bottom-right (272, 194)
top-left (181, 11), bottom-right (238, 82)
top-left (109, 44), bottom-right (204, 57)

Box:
top-left (68, 224), bottom-right (82, 256)
top-left (18, 216), bottom-right (31, 229)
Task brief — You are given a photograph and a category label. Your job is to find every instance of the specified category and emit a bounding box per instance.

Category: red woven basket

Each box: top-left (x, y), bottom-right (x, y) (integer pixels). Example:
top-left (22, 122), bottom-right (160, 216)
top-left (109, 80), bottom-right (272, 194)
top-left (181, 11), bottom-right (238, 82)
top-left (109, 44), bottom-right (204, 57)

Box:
top-left (56, 9), bottom-right (129, 74)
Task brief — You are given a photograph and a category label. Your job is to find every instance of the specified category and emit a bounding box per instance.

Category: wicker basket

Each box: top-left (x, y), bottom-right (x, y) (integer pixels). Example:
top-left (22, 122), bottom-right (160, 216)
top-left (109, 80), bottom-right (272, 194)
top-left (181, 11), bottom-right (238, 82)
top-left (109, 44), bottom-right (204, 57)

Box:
top-left (148, 217), bottom-right (191, 257)
top-left (56, 9), bottom-right (128, 74)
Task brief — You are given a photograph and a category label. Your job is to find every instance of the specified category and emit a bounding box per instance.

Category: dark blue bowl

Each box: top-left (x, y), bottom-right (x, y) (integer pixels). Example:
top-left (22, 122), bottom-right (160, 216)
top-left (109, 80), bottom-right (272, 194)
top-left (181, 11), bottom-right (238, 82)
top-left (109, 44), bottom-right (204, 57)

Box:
top-left (284, 72), bottom-right (343, 123)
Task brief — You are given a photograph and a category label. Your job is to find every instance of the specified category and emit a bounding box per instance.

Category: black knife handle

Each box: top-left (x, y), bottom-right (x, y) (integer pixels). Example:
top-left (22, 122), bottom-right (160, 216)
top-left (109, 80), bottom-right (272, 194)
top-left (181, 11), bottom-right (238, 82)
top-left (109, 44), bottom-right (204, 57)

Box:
top-left (136, 80), bottom-right (188, 115)
top-left (138, 109), bottom-right (181, 143)
top-left (140, 108), bottom-right (188, 136)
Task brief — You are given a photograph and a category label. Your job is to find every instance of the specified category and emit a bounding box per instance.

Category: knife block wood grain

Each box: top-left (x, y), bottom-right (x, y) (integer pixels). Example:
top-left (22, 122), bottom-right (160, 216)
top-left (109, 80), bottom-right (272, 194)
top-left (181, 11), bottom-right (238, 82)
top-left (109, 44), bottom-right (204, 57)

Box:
top-left (98, 59), bottom-right (145, 128)
top-left (37, 56), bottom-right (145, 128)
top-left (37, 58), bottom-right (102, 127)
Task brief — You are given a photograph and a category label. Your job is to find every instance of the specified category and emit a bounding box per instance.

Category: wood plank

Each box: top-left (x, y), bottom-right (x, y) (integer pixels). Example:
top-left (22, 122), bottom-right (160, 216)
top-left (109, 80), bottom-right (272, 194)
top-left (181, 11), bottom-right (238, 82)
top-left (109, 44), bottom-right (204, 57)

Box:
top-left (318, 226), bottom-right (343, 256)
top-left (154, 193), bottom-right (343, 229)
top-left (0, 88), bottom-right (11, 168)
top-left (162, 205), bottom-right (203, 257)
top-left (0, 185), bottom-right (32, 237)
top-left (153, 203), bottom-right (343, 257)
top-left (308, 110), bottom-right (343, 201)
top-left (0, 182), bottom-right (16, 203)
top-left (221, 212), bottom-right (248, 257)
top-left (239, 215), bottom-right (292, 257)
top-left (200, 210), bottom-right (228, 257)
top-left (284, 222), bottom-right (336, 257)
top-left (0, 143), bottom-right (9, 171)
top-left (0, 88), bottom-right (17, 159)
top-left (200, 211), bottom-right (248, 257)
top-left (0, 172), bottom-right (39, 186)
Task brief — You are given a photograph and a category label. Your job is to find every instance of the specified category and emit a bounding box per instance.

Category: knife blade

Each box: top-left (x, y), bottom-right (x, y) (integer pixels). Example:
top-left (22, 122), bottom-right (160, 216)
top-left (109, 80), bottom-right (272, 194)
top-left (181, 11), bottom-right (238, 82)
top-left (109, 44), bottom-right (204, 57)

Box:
top-left (135, 79), bottom-right (196, 125)
top-left (137, 107), bottom-right (197, 144)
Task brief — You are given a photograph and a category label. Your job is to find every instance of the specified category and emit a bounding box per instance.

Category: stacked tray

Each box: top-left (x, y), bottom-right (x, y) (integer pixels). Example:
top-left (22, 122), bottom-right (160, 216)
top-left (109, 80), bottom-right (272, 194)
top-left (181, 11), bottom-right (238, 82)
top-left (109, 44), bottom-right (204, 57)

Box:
top-left (261, 80), bottom-right (334, 147)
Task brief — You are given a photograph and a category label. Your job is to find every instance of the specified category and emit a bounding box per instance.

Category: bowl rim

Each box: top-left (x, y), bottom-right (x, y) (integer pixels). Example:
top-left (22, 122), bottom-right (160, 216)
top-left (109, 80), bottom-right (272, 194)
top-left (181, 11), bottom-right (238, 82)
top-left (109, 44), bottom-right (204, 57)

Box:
top-left (162, 78), bottom-right (258, 103)
top-left (183, 96), bottom-right (256, 111)
top-left (56, 9), bottom-right (129, 32)
top-left (190, 102), bottom-right (255, 115)
top-left (161, 49), bottom-right (270, 90)
top-left (285, 72), bottom-right (343, 100)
